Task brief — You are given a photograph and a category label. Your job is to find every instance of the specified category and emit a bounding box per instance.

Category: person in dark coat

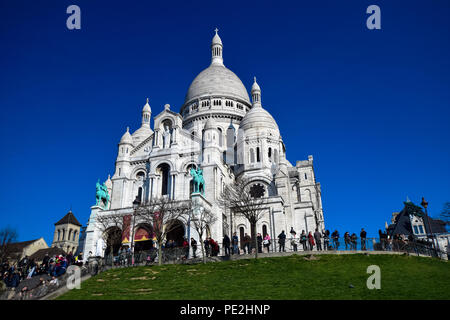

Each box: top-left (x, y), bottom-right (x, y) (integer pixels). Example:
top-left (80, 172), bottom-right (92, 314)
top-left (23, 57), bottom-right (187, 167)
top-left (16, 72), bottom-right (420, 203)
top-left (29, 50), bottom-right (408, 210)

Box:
top-left (331, 230), bottom-right (340, 249)
top-left (42, 254), bottom-right (50, 272)
top-left (278, 231), bottom-right (286, 252)
top-left (360, 228), bottom-right (367, 250)
top-left (256, 233), bottom-right (263, 253)
top-left (243, 234), bottom-right (251, 254)
top-left (344, 232), bottom-right (351, 250)
top-left (314, 228), bottom-right (322, 251)
top-left (204, 238), bottom-right (210, 257)
top-left (223, 235), bottom-right (231, 256)
top-left (300, 230), bottom-right (307, 251)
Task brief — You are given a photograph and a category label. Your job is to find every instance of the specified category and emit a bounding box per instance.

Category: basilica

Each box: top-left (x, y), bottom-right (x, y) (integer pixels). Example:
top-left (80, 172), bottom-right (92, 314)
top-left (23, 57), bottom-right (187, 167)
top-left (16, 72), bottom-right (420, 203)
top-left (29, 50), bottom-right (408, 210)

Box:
top-left (83, 30), bottom-right (325, 256)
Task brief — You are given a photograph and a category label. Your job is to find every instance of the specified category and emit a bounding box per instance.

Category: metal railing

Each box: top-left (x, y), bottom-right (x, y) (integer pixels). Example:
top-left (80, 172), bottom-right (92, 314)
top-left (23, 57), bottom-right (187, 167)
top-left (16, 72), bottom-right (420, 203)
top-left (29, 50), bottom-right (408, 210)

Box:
top-left (99, 236), bottom-right (448, 269)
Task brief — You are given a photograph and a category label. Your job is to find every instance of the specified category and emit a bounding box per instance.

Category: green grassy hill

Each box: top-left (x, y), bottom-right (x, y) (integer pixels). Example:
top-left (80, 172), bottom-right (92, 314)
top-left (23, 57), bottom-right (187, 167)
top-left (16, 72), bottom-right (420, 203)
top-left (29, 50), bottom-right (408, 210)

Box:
top-left (58, 254), bottom-right (449, 300)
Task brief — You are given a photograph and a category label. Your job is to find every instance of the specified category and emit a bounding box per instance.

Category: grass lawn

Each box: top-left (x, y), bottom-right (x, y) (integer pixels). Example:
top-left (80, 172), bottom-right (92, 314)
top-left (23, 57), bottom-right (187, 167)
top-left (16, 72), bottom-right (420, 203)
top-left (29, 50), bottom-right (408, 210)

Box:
top-left (58, 254), bottom-right (449, 300)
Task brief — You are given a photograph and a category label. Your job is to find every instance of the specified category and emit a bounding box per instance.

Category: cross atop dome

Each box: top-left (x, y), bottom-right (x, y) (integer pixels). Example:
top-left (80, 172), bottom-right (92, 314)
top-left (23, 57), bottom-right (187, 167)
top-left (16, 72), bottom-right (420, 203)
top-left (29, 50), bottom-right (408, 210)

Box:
top-left (214, 27), bottom-right (218, 34)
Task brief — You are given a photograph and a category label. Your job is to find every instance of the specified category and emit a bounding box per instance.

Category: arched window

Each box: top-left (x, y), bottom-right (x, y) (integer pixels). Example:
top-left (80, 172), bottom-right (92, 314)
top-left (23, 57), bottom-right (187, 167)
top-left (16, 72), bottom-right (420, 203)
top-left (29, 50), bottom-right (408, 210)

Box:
top-left (57, 230), bottom-right (60, 241)
top-left (156, 163), bottom-right (170, 196)
top-left (304, 189), bottom-right (311, 201)
top-left (73, 231), bottom-right (77, 242)
top-left (256, 147), bottom-right (261, 162)
top-left (62, 229), bottom-right (66, 241)
top-left (268, 147), bottom-right (272, 161)
top-left (68, 229), bottom-right (72, 242)
top-left (262, 225), bottom-right (268, 237)
top-left (136, 171), bottom-right (145, 179)
top-left (249, 183), bottom-right (265, 198)
top-left (191, 131), bottom-right (195, 141)
top-left (250, 148), bottom-right (255, 163)
top-left (218, 128), bottom-right (223, 147)
top-left (274, 149), bottom-right (278, 163)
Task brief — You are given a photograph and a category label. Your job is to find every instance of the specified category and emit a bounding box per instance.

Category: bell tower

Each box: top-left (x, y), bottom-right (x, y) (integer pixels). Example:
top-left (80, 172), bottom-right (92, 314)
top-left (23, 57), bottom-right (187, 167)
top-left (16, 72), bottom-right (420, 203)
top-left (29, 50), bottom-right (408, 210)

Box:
top-left (51, 210), bottom-right (82, 254)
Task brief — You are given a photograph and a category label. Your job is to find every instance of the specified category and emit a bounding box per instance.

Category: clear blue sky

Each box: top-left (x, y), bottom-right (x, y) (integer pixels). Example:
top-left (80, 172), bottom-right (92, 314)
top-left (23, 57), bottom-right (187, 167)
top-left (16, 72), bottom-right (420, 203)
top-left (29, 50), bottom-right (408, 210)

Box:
top-left (1, 0), bottom-right (449, 245)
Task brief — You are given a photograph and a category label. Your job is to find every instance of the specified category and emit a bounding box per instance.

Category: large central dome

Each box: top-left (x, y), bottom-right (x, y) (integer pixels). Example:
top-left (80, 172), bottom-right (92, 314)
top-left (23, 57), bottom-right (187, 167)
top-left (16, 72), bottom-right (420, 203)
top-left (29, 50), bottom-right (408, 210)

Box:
top-left (183, 29), bottom-right (250, 106)
top-left (184, 64), bottom-right (250, 104)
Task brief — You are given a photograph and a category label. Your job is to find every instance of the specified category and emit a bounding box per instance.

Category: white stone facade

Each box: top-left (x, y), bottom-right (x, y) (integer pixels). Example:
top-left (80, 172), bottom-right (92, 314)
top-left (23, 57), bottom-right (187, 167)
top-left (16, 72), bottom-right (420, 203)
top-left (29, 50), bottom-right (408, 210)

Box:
top-left (83, 30), bottom-right (325, 257)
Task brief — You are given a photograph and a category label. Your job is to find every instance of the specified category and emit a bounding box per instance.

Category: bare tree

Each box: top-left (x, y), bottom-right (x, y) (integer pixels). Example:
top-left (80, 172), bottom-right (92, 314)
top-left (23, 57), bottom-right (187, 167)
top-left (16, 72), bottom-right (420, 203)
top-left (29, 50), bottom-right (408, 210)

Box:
top-left (136, 196), bottom-right (191, 266)
top-left (219, 178), bottom-right (267, 259)
top-left (96, 213), bottom-right (125, 266)
top-left (440, 202), bottom-right (450, 226)
top-left (0, 227), bottom-right (18, 262)
top-left (191, 206), bottom-right (217, 263)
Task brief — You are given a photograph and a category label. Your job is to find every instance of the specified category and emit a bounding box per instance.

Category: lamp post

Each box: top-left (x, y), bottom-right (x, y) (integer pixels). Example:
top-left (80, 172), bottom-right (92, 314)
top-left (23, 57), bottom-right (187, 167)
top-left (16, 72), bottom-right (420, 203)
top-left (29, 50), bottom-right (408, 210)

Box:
top-left (421, 197), bottom-right (440, 253)
top-left (131, 196), bottom-right (141, 265)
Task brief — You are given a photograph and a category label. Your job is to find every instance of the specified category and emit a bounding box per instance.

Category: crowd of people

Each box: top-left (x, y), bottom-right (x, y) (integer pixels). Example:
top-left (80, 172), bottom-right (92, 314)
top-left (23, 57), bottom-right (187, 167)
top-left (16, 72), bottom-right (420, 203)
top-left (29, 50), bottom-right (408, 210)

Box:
top-left (1, 251), bottom-right (84, 290)
top-left (97, 227), bottom-right (435, 266)
top-left (211, 228), bottom-right (371, 255)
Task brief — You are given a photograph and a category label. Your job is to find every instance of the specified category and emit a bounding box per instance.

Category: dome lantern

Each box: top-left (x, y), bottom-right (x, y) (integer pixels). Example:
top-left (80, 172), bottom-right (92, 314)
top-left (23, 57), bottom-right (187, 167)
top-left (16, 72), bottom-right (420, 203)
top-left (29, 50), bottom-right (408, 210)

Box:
top-left (211, 28), bottom-right (223, 66)
top-left (141, 98), bottom-right (151, 128)
top-left (251, 77), bottom-right (262, 107)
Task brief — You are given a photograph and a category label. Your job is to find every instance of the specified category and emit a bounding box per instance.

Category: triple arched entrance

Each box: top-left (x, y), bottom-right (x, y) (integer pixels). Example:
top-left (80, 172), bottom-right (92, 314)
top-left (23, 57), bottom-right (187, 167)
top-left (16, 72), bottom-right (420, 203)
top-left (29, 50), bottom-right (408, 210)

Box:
top-left (102, 219), bottom-right (187, 255)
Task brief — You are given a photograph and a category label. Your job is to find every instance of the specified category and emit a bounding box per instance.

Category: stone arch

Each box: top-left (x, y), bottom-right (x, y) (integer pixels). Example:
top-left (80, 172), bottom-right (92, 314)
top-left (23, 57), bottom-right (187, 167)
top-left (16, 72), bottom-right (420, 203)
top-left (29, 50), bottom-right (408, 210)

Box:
top-left (151, 159), bottom-right (174, 173)
top-left (134, 223), bottom-right (154, 251)
top-left (132, 167), bottom-right (147, 180)
top-left (103, 226), bottom-right (123, 257)
top-left (166, 219), bottom-right (185, 247)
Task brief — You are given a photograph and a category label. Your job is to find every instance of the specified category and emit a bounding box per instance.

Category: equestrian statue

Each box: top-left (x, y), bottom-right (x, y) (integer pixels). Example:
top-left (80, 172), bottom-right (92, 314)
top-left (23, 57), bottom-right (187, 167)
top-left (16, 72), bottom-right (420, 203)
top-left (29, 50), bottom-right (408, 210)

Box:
top-left (190, 167), bottom-right (205, 195)
top-left (95, 179), bottom-right (110, 208)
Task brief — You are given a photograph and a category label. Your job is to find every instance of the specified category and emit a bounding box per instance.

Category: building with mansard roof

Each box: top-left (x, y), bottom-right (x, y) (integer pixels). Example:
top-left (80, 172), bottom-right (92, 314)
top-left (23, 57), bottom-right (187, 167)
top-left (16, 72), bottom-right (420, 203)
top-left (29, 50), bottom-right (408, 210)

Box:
top-left (82, 30), bottom-right (325, 257)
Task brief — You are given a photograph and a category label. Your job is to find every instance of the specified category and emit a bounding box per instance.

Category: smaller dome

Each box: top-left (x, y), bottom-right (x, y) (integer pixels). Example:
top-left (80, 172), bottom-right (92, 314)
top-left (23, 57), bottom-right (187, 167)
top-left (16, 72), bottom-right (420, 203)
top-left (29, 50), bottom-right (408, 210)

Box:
top-left (240, 106), bottom-right (279, 135)
top-left (143, 98), bottom-right (151, 113)
top-left (119, 127), bottom-right (134, 145)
